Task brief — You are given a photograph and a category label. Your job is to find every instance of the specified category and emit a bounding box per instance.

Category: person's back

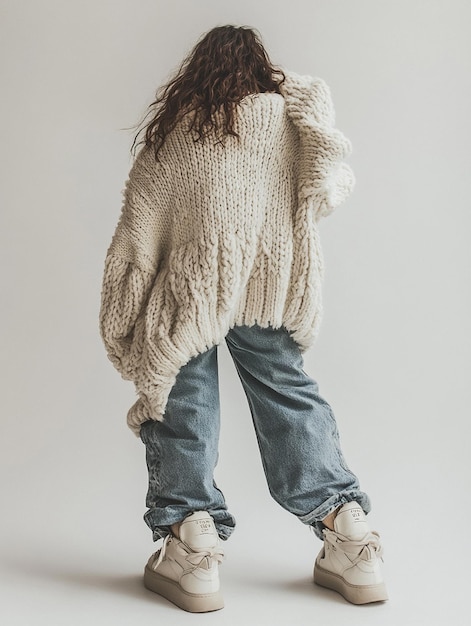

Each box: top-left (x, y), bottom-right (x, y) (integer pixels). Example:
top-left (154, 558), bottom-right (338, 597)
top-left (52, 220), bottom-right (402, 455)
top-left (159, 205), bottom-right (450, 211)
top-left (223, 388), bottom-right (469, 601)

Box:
top-left (99, 23), bottom-right (388, 613)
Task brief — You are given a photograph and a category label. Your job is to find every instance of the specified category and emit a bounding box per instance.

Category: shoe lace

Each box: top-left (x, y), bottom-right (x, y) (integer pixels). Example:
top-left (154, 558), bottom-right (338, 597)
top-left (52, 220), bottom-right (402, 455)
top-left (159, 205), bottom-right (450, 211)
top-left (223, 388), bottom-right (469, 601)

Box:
top-left (184, 545), bottom-right (225, 570)
top-left (323, 528), bottom-right (384, 567)
top-left (152, 533), bottom-right (225, 571)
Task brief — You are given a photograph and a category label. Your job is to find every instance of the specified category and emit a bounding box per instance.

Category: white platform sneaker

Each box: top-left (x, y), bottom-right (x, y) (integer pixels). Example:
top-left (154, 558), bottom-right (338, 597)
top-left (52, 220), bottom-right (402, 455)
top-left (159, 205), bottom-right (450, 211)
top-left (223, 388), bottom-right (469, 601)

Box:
top-left (143, 511), bottom-right (225, 612)
top-left (313, 501), bottom-right (388, 604)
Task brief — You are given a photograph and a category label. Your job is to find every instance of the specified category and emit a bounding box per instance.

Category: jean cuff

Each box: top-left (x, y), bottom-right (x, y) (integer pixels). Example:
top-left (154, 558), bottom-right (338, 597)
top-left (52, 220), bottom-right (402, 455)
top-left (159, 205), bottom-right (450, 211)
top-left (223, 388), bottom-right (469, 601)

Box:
top-left (148, 509), bottom-right (236, 542)
top-left (297, 490), bottom-right (372, 540)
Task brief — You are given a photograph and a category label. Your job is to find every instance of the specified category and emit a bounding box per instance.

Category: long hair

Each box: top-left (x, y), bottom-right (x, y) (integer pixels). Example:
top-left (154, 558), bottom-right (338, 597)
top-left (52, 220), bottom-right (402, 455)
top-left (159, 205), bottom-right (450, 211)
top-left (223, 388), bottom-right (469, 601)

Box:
top-left (129, 25), bottom-right (286, 161)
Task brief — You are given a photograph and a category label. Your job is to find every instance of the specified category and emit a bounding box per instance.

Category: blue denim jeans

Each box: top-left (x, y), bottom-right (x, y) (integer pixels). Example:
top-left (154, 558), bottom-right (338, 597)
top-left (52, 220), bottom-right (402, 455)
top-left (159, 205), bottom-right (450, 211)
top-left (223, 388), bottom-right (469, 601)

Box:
top-left (139, 323), bottom-right (371, 542)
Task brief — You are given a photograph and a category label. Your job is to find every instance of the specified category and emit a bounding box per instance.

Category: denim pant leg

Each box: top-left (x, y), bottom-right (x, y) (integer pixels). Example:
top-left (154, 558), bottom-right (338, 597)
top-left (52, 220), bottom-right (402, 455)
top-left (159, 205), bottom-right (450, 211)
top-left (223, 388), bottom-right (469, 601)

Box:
top-left (139, 344), bottom-right (236, 542)
top-left (224, 323), bottom-right (371, 540)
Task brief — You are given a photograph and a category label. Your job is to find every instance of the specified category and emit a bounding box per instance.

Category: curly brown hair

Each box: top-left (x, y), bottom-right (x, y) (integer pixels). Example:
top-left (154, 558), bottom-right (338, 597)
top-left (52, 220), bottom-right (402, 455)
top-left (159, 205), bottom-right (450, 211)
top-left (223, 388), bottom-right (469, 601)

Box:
top-left (129, 24), bottom-right (286, 161)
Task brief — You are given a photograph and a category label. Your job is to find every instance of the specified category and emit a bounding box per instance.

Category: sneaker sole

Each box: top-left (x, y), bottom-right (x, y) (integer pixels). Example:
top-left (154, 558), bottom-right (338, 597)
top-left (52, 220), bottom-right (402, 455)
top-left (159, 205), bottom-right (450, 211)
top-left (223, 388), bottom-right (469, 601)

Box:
top-left (313, 563), bottom-right (389, 605)
top-left (143, 565), bottom-right (224, 613)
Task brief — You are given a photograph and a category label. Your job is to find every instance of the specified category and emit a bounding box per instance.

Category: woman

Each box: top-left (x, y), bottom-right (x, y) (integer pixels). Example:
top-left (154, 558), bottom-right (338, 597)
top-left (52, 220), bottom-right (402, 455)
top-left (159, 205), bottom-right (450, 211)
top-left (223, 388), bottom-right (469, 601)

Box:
top-left (99, 24), bottom-right (387, 612)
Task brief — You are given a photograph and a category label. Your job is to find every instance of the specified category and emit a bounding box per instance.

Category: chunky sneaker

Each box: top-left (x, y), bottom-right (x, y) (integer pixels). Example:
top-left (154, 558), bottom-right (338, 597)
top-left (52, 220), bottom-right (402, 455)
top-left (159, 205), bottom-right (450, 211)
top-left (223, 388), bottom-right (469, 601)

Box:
top-left (143, 511), bottom-right (225, 612)
top-left (313, 501), bottom-right (388, 604)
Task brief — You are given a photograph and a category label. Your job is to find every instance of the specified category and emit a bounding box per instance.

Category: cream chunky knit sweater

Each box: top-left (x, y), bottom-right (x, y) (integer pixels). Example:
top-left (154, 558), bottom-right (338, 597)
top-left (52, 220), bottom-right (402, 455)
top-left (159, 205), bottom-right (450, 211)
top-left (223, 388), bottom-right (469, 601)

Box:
top-left (99, 69), bottom-right (355, 436)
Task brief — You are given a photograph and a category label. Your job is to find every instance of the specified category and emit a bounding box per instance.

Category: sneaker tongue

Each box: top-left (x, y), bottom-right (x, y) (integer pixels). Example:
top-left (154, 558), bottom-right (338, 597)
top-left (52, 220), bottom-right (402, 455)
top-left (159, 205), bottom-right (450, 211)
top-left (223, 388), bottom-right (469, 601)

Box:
top-left (334, 502), bottom-right (370, 540)
top-left (179, 512), bottom-right (219, 551)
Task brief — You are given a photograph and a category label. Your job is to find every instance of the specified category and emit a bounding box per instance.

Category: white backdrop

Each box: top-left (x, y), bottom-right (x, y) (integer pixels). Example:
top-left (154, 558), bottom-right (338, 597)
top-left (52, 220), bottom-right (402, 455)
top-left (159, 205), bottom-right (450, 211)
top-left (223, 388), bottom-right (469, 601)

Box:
top-left (1, 1), bottom-right (470, 624)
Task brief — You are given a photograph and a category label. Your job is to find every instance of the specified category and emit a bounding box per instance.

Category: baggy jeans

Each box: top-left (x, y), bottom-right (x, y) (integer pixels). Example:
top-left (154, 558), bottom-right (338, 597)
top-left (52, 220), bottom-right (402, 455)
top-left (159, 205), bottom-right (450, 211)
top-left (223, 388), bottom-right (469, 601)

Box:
top-left (139, 323), bottom-right (371, 542)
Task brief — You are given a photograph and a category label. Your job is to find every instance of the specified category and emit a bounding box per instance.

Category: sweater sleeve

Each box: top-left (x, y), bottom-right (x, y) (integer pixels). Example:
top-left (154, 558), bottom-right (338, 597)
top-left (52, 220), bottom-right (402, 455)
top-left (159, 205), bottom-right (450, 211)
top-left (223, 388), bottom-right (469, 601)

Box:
top-left (99, 145), bottom-right (170, 381)
top-left (280, 71), bottom-right (356, 220)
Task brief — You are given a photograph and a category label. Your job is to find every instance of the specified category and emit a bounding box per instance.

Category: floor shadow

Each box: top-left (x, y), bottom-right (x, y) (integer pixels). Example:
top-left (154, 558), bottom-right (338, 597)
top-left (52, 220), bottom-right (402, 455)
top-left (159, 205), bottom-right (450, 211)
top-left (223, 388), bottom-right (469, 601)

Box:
top-left (226, 572), bottom-right (387, 608)
top-left (2, 554), bottom-right (169, 607)
top-left (3, 553), bottom-right (387, 611)
top-left (231, 573), bottom-right (346, 604)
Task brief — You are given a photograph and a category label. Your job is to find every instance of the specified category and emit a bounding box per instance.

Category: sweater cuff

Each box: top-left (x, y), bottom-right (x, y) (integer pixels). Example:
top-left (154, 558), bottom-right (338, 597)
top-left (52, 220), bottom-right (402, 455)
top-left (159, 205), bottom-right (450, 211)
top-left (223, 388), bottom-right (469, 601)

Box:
top-left (318, 162), bottom-right (356, 218)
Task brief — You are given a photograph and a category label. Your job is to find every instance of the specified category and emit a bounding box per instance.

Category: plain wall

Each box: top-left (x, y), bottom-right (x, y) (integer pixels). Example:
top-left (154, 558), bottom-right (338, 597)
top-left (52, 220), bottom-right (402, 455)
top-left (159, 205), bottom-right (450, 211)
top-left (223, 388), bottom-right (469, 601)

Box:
top-left (1, 1), bottom-right (470, 624)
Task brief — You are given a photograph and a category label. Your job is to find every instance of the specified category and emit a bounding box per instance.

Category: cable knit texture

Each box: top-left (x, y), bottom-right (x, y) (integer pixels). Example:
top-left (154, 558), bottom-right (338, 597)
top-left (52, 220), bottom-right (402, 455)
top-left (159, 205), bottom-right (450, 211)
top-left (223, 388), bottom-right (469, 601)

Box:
top-left (99, 70), bottom-right (355, 436)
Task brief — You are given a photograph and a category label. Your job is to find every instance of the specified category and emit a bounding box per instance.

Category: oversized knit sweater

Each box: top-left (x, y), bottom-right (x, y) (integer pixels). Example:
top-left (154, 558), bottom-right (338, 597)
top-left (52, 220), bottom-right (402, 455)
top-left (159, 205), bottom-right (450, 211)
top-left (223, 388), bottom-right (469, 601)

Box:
top-left (99, 69), bottom-right (355, 436)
